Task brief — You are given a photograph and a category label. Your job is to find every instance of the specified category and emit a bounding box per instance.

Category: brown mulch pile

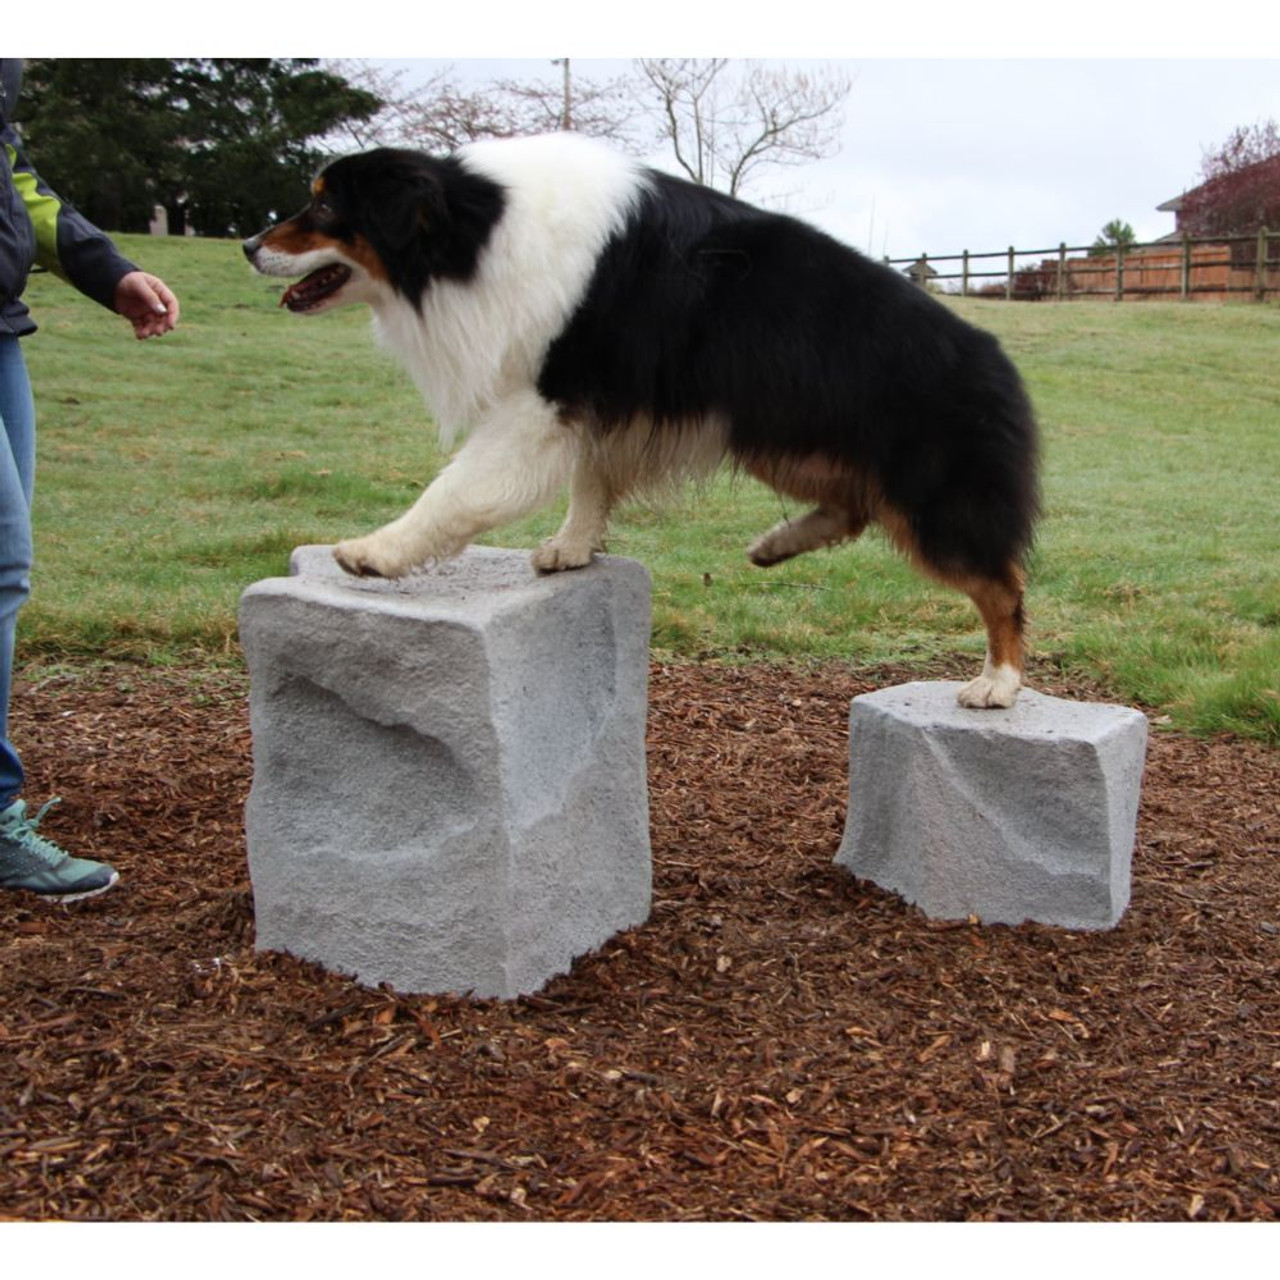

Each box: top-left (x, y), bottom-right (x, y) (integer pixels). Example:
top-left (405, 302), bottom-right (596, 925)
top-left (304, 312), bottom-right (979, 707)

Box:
top-left (1, 658), bottom-right (1277, 1222)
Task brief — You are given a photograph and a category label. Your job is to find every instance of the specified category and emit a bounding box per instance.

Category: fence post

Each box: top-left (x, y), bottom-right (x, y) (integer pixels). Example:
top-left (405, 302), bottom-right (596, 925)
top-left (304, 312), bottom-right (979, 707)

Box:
top-left (1057, 242), bottom-right (1066, 301)
top-left (962, 249), bottom-right (970, 297)
top-left (1006, 246), bottom-right (1015, 301)
top-left (1257, 227), bottom-right (1268, 301)
top-left (1115, 242), bottom-right (1126, 302)
top-left (1181, 234), bottom-right (1191, 300)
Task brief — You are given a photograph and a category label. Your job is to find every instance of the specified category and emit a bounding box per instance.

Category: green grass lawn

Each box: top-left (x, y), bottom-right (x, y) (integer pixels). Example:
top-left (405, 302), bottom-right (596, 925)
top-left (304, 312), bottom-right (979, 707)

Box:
top-left (16, 233), bottom-right (1280, 741)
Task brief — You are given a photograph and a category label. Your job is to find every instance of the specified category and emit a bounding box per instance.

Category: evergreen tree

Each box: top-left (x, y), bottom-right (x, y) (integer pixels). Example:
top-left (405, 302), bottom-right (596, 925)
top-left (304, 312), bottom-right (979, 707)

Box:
top-left (1089, 218), bottom-right (1137, 257)
top-left (15, 59), bottom-right (381, 236)
top-left (17, 59), bottom-right (180, 232)
top-left (170, 59), bottom-right (381, 236)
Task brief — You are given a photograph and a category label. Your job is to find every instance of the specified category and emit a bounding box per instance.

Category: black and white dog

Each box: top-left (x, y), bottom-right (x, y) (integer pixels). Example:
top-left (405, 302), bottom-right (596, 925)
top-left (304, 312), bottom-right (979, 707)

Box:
top-left (244, 133), bottom-right (1039, 707)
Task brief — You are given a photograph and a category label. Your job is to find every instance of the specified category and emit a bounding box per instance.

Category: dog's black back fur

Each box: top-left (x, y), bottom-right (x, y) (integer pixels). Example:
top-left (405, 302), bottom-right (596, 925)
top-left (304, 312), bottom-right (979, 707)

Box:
top-left (539, 170), bottom-right (1039, 581)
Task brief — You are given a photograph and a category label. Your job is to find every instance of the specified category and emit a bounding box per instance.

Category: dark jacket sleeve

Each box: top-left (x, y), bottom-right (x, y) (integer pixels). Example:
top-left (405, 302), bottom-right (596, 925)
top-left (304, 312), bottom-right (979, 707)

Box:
top-left (3, 121), bottom-right (138, 312)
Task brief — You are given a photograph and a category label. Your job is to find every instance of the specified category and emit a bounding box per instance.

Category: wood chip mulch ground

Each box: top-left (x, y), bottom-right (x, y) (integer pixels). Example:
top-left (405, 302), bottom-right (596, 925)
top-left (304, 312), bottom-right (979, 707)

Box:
top-left (1, 658), bottom-right (1276, 1222)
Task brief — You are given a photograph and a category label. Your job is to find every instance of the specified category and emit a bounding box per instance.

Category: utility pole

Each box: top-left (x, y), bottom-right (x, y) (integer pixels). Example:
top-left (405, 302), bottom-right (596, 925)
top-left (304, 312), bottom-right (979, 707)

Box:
top-left (552, 57), bottom-right (571, 130)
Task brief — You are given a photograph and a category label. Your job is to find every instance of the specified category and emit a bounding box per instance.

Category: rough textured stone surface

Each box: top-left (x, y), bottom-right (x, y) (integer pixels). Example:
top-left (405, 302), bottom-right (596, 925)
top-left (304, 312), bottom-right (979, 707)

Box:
top-left (238, 545), bottom-right (652, 998)
top-left (835, 682), bottom-right (1148, 930)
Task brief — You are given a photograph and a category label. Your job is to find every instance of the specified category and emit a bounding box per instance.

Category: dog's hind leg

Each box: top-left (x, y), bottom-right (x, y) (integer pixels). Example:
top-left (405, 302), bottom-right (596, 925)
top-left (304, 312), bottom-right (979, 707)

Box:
top-left (874, 495), bottom-right (1030, 709)
top-left (953, 566), bottom-right (1027, 708)
top-left (747, 505), bottom-right (867, 567)
top-left (742, 455), bottom-right (873, 568)
top-left (334, 391), bottom-right (575, 578)
top-left (941, 563), bottom-right (1028, 709)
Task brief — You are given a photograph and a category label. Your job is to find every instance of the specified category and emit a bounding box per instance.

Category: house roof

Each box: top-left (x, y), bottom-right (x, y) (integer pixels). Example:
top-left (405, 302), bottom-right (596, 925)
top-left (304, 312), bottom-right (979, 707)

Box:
top-left (1159, 152), bottom-right (1280, 213)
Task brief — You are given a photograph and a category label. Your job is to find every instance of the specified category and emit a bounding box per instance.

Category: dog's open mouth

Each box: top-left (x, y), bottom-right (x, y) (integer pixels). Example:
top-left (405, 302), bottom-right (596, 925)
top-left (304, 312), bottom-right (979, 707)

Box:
top-left (281, 264), bottom-right (353, 312)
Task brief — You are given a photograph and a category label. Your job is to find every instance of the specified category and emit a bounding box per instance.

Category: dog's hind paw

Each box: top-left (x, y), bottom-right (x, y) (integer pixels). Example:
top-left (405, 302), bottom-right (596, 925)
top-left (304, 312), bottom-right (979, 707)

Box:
top-left (747, 525), bottom-right (801, 567)
top-left (956, 666), bottom-right (1022, 709)
top-left (747, 506), bottom-right (860, 568)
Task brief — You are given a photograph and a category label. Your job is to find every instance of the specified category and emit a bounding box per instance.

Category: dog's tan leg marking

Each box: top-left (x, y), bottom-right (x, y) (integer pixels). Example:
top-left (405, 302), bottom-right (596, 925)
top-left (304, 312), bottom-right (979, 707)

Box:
top-left (531, 453), bottom-right (614, 574)
top-left (747, 505), bottom-right (866, 567)
top-left (954, 571), bottom-right (1027, 709)
top-left (874, 504), bottom-right (1027, 709)
top-left (333, 393), bottom-right (575, 578)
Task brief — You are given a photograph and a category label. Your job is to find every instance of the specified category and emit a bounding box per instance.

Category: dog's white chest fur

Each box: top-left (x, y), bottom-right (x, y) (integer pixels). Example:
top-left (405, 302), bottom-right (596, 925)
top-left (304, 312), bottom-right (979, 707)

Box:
top-left (372, 133), bottom-right (646, 445)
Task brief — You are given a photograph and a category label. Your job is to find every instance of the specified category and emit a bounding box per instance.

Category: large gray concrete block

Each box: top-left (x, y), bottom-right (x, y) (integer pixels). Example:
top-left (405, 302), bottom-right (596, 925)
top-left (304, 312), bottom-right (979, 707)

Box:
top-left (239, 545), bottom-right (652, 998)
top-left (834, 682), bottom-right (1148, 930)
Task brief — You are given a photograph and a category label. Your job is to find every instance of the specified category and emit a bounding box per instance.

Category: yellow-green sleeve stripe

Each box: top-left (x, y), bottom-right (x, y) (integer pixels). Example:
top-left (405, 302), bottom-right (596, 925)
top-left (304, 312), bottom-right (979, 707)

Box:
top-left (5, 140), bottom-right (66, 278)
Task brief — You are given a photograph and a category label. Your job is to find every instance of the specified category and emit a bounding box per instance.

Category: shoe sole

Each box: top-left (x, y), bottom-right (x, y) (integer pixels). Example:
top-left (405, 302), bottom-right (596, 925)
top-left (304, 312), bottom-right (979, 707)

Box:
top-left (52, 870), bottom-right (121, 904)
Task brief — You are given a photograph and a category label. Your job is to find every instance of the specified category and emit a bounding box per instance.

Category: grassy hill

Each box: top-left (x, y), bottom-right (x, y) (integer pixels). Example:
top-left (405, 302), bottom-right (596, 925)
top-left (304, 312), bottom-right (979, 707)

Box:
top-left (16, 232), bottom-right (1280, 741)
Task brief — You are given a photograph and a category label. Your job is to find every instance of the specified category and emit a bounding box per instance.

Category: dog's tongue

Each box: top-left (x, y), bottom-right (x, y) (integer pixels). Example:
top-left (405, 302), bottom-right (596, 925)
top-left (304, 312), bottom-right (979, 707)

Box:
top-left (281, 264), bottom-right (351, 312)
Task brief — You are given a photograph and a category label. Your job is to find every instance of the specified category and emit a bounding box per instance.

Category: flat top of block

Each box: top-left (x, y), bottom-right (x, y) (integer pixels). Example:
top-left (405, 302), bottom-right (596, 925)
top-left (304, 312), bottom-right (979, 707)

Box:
top-left (855, 681), bottom-right (1148, 743)
top-left (241, 545), bottom-right (649, 623)
top-left (293, 544), bottom-right (540, 598)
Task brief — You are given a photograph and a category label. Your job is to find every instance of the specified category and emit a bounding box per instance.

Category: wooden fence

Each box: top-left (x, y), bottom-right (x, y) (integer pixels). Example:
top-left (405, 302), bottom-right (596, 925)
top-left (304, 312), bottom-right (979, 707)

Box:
top-left (887, 229), bottom-right (1280, 302)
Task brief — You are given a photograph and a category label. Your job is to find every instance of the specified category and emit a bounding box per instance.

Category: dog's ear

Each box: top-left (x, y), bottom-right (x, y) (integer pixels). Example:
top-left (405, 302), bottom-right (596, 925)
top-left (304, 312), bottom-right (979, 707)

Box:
top-left (368, 161), bottom-right (448, 253)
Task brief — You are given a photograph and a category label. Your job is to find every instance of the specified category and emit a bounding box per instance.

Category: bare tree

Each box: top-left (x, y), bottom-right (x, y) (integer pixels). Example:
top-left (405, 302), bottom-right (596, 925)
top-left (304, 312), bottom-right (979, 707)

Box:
top-left (324, 59), bottom-right (643, 154)
top-left (319, 60), bottom-right (441, 149)
top-left (491, 60), bottom-right (641, 142)
top-left (1199, 116), bottom-right (1280, 181)
top-left (322, 58), bottom-right (851, 202)
top-left (636, 58), bottom-right (852, 198)
top-left (1182, 117), bottom-right (1280, 249)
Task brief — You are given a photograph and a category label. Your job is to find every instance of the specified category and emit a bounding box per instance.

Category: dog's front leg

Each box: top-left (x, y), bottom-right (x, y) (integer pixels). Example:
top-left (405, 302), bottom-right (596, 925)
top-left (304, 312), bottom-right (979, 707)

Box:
top-left (531, 447), bottom-right (615, 574)
top-left (334, 392), bottom-right (575, 578)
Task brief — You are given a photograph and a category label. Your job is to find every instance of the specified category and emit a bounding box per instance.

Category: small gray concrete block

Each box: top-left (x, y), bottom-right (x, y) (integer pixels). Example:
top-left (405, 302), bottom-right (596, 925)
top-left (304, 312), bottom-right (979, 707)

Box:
top-left (239, 545), bottom-right (652, 998)
top-left (834, 682), bottom-right (1148, 930)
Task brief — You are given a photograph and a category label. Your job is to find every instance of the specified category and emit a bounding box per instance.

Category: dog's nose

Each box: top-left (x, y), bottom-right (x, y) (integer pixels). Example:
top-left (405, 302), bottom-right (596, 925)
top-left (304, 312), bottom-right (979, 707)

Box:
top-left (242, 235), bottom-right (261, 260)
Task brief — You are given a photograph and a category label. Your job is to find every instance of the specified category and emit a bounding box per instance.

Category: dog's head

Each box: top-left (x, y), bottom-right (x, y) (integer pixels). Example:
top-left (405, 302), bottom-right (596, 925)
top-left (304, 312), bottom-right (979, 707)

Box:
top-left (243, 148), bottom-right (505, 313)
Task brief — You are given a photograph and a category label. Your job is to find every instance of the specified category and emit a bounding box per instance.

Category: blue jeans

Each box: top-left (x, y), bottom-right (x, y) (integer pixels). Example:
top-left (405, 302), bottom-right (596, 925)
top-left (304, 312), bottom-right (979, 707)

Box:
top-left (0, 335), bottom-right (35, 808)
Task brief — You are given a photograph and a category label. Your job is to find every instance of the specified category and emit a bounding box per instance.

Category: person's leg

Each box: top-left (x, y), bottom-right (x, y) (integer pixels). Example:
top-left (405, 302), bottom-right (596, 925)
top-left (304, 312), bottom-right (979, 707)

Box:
top-left (0, 335), bottom-right (35, 808)
top-left (0, 336), bottom-right (117, 900)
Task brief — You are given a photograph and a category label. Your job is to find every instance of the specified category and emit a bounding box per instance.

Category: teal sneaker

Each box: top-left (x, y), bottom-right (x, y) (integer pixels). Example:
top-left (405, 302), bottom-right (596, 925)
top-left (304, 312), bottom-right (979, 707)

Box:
top-left (0, 798), bottom-right (119, 902)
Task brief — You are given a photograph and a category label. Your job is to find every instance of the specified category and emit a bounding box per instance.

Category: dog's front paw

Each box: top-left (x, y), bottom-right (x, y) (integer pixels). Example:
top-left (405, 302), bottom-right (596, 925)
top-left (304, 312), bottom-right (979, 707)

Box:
top-left (333, 535), bottom-right (416, 579)
top-left (531, 538), bottom-right (597, 575)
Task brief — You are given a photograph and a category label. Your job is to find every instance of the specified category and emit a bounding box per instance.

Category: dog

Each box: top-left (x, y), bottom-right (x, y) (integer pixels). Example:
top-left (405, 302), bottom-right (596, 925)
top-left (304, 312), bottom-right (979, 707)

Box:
top-left (244, 132), bottom-right (1039, 708)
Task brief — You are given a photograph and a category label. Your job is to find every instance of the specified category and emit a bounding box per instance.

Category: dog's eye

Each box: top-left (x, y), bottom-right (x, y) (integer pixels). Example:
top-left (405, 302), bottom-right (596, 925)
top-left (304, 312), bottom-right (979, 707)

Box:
top-left (312, 198), bottom-right (336, 223)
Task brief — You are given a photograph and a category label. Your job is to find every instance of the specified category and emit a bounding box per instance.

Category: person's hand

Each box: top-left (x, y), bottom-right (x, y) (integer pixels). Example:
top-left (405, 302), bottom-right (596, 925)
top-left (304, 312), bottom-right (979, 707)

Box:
top-left (113, 271), bottom-right (180, 339)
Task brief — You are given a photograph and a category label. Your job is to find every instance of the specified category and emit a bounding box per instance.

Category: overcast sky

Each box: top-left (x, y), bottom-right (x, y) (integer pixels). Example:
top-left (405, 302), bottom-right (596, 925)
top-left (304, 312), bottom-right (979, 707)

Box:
top-left (383, 56), bottom-right (1280, 263)
top-left (16, 2), bottom-right (1279, 266)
